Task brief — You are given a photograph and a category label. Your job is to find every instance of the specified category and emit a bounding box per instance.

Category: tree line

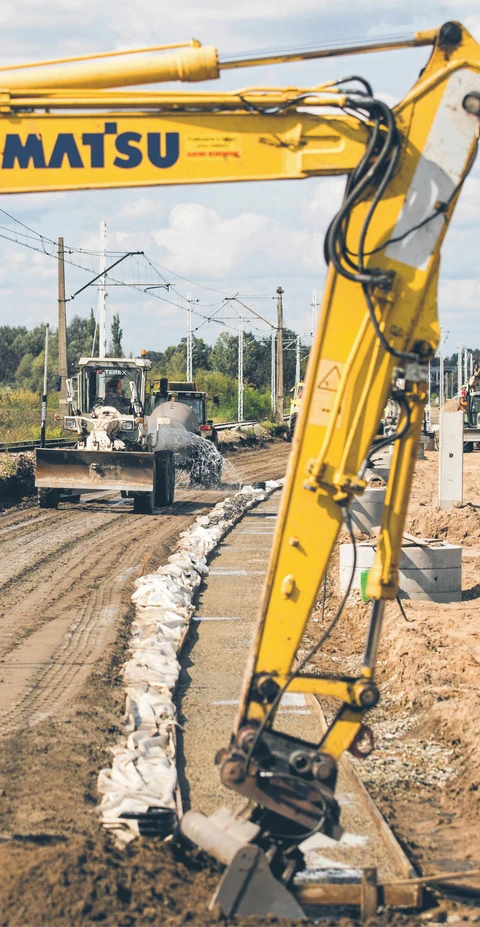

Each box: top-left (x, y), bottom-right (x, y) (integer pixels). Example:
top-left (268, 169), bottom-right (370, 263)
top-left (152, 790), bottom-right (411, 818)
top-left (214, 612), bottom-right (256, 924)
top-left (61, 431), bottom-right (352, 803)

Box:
top-left (0, 312), bottom-right (124, 392)
top-left (146, 329), bottom-right (304, 393)
top-left (0, 318), bottom-right (306, 396)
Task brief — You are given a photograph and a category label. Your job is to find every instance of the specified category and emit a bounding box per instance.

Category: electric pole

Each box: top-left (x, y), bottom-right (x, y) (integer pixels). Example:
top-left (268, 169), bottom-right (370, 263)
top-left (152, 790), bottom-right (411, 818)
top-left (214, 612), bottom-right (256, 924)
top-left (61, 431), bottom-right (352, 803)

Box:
top-left (98, 219), bottom-right (107, 356)
top-left (238, 315), bottom-right (244, 421)
top-left (270, 329), bottom-right (276, 416)
top-left (311, 288), bottom-right (317, 337)
top-left (439, 343), bottom-right (445, 410)
top-left (457, 344), bottom-right (463, 396)
top-left (295, 335), bottom-right (301, 387)
top-left (187, 292), bottom-right (193, 381)
top-left (58, 237), bottom-right (68, 417)
top-left (276, 286), bottom-right (284, 424)
top-left (40, 323), bottom-right (49, 448)
top-left (426, 361), bottom-right (431, 426)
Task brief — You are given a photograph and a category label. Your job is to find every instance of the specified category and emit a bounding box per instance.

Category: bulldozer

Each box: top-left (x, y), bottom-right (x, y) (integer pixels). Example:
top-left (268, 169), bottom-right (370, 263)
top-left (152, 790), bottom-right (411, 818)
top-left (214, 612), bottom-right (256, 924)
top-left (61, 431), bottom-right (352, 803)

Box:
top-left (35, 362), bottom-right (224, 510)
top-left (35, 355), bottom-right (175, 514)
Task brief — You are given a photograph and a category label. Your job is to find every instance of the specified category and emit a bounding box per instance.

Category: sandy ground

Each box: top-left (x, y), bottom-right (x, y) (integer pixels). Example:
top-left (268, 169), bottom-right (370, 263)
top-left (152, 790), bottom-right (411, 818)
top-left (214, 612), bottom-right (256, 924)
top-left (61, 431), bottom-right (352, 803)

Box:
top-left (0, 440), bottom-right (290, 927)
top-left (302, 452), bottom-right (480, 923)
top-left (0, 441), bottom-right (479, 925)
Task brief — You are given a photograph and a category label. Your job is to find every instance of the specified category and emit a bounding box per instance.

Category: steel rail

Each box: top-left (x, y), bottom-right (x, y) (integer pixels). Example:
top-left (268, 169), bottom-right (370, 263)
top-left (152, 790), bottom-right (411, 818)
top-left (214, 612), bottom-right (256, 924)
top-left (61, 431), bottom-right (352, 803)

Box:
top-left (0, 421), bottom-right (265, 452)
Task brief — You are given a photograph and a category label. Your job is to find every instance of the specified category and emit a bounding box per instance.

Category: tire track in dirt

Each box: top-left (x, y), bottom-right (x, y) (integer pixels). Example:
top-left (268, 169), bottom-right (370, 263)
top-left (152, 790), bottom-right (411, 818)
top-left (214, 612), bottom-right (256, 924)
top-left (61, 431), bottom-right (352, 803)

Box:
top-left (0, 495), bottom-right (218, 734)
top-left (0, 440), bottom-right (291, 926)
top-left (0, 442), bottom-right (290, 739)
top-left (0, 508), bottom-right (121, 589)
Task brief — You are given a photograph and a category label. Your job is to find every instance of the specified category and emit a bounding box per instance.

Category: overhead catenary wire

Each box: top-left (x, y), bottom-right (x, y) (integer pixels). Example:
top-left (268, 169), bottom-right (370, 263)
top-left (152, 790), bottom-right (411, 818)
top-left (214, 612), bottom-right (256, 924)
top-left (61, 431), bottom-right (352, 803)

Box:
top-left (0, 224), bottom-right (254, 335)
top-left (0, 215), bottom-right (282, 338)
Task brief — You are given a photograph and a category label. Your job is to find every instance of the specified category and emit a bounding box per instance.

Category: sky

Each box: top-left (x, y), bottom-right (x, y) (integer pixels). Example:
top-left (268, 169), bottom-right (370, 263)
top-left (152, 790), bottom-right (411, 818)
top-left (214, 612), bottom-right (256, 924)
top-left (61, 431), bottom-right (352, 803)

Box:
top-left (0, 0), bottom-right (479, 357)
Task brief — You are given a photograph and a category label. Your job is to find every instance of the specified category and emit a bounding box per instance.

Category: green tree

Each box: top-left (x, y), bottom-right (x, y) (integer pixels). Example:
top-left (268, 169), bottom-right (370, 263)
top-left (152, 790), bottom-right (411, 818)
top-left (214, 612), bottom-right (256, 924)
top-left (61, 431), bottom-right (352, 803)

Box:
top-left (110, 312), bottom-right (123, 356)
top-left (87, 309), bottom-right (98, 356)
top-left (244, 334), bottom-right (271, 389)
top-left (145, 351), bottom-right (164, 366)
top-left (0, 325), bottom-right (46, 385)
top-left (210, 333), bottom-right (238, 378)
top-left (65, 315), bottom-right (91, 374)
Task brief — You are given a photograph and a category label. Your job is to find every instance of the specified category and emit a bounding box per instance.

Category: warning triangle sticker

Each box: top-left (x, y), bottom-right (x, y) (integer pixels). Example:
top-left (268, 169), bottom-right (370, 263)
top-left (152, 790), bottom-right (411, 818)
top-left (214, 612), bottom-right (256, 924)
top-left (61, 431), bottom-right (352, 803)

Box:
top-left (316, 365), bottom-right (341, 392)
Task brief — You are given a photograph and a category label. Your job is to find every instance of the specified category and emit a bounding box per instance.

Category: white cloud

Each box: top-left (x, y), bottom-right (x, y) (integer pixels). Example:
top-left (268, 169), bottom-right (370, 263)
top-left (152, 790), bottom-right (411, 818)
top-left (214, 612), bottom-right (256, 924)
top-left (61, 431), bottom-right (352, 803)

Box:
top-left (116, 196), bottom-right (166, 222)
top-left (152, 202), bottom-right (321, 278)
top-left (0, 0), bottom-right (478, 355)
top-left (302, 178), bottom-right (345, 225)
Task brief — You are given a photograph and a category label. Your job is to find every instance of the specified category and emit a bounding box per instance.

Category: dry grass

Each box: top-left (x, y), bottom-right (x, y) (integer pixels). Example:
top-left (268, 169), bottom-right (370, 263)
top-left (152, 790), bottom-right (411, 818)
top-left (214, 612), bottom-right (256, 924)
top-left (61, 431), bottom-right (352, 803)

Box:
top-left (0, 389), bottom-right (63, 443)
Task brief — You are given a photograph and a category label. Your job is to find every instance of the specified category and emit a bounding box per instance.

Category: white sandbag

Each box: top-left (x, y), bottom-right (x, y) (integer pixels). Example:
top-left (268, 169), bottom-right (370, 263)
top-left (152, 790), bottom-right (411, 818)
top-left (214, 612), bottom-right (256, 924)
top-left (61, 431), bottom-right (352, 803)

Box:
top-left (97, 478), bottom-right (284, 842)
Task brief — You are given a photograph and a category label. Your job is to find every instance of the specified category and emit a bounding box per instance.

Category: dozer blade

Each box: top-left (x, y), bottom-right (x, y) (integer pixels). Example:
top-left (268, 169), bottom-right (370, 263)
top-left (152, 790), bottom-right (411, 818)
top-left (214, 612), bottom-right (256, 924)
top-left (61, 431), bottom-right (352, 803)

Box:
top-left (35, 448), bottom-right (155, 492)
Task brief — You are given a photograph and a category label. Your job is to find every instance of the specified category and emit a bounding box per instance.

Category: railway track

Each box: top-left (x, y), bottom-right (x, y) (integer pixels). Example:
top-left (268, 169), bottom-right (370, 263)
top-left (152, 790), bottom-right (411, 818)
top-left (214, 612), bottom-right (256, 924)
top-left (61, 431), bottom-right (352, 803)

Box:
top-left (0, 438), bottom-right (74, 453)
top-left (0, 421), bottom-right (261, 453)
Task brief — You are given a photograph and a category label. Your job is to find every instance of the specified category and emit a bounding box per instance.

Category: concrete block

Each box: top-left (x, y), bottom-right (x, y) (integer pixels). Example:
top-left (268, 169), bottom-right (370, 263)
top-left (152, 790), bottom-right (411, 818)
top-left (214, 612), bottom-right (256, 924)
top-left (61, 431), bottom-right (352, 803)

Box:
top-left (420, 434), bottom-right (435, 452)
top-left (340, 540), bottom-right (462, 603)
top-left (366, 452), bottom-right (392, 482)
top-left (439, 411), bottom-right (463, 509)
top-left (351, 487), bottom-right (386, 534)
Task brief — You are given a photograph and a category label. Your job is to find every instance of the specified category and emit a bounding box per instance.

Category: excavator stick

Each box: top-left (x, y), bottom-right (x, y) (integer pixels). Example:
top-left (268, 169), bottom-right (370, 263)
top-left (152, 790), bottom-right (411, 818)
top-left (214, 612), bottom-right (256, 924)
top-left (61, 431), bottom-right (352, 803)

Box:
top-left (35, 448), bottom-right (155, 493)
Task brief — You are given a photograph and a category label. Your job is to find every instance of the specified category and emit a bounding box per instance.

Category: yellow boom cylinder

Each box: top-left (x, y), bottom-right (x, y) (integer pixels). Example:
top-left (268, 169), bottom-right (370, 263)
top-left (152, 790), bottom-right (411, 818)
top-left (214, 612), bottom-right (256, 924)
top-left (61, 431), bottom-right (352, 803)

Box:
top-left (0, 45), bottom-right (219, 91)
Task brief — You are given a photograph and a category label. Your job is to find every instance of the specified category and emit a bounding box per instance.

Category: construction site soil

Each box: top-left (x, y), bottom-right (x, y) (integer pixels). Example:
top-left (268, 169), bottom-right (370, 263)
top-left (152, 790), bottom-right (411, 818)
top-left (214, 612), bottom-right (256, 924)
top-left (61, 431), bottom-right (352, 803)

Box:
top-left (0, 442), bottom-right (478, 925)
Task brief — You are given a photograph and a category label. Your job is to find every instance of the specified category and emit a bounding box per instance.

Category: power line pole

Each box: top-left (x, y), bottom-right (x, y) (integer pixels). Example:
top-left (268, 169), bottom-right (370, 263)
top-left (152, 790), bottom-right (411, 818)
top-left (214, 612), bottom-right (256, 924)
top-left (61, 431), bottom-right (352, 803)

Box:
top-left (40, 323), bottom-right (49, 448)
top-left (464, 346), bottom-right (469, 385)
top-left (295, 335), bottom-right (301, 386)
top-left (457, 344), bottom-right (463, 396)
top-left (186, 291), bottom-right (193, 381)
top-left (439, 346), bottom-right (445, 409)
top-left (311, 288), bottom-right (317, 337)
top-left (58, 237), bottom-right (68, 417)
top-left (98, 219), bottom-right (107, 357)
top-left (426, 361), bottom-right (431, 426)
top-left (238, 315), bottom-right (244, 421)
top-left (276, 286), bottom-right (284, 424)
top-left (270, 329), bottom-right (276, 417)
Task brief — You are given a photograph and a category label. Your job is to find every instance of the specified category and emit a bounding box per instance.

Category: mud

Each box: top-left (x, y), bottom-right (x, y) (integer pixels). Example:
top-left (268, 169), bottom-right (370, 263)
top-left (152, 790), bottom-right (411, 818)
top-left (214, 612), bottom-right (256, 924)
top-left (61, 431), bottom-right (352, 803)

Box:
top-left (303, 452), bottom-right (480, 921)
top-left (0, 452), bottom-right (35, 506)
top-left (0, 441), bottom-right (290, 926)
top-left (0, 444), bottom-right (479, 926)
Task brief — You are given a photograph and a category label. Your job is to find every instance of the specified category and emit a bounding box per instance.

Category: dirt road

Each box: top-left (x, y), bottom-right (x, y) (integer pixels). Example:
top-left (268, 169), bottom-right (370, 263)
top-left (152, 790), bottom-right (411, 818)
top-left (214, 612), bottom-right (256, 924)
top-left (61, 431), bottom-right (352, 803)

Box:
top-left (1, 440), bottom-right (479, 926)
top-left (0, 441), bottom-right (290, 926)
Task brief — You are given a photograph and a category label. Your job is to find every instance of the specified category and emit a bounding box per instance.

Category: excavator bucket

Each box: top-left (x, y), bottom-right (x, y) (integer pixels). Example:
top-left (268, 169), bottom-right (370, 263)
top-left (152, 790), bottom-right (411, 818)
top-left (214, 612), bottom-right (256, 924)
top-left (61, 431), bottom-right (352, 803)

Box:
top-left (35, 448), bottom-right (155, 493)
top-left (179, 809), bottom-right (306, 919)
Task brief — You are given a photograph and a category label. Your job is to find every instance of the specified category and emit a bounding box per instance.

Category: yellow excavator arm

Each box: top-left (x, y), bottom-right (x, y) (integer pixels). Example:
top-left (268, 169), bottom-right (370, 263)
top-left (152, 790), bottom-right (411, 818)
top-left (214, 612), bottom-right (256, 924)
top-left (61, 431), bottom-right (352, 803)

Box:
top-left (3, 20), bottom-right (480, 915)
top-left (0, 25), bottom-right (469, 193)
